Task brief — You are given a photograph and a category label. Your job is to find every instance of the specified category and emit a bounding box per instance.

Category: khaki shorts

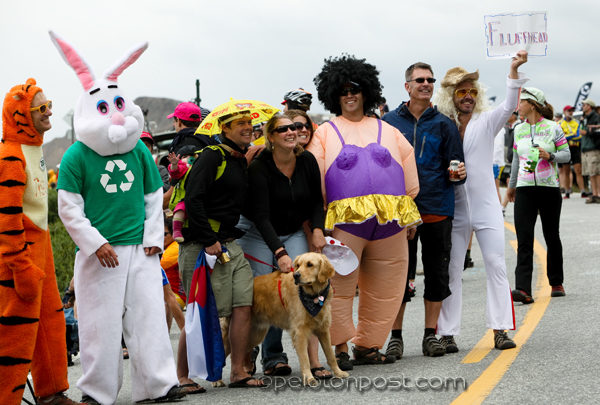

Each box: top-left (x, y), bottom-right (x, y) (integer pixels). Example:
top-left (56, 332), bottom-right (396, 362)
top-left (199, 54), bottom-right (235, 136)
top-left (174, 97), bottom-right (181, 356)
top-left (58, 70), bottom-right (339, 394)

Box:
top-left (179, 242), bottom-right (203, 300)
top-left (582, 150), bottom-right (600, 176)
top-left (178, 240), bottom-right (253, 318)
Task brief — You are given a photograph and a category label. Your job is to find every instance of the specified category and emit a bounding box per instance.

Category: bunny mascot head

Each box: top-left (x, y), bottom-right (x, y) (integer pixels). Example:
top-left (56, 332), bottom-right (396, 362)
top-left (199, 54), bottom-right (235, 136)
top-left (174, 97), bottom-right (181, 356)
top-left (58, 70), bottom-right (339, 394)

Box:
top-left (49, 30), bottom-right (147, 156)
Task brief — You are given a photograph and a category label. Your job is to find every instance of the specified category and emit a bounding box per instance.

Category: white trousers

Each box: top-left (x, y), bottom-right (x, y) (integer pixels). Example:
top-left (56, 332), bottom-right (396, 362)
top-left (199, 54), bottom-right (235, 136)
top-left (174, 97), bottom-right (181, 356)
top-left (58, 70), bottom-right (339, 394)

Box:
top-left (74, 245), bottom-right (178, 404)
top-left (437, 187), bottom-right (514, 336)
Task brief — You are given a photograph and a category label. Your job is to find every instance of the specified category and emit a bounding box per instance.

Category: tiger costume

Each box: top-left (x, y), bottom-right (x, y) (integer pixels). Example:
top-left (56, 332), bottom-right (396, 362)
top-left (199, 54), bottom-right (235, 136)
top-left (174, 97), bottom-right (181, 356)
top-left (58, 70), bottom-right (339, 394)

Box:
top-left (0, 78), bottom-right (69, 404)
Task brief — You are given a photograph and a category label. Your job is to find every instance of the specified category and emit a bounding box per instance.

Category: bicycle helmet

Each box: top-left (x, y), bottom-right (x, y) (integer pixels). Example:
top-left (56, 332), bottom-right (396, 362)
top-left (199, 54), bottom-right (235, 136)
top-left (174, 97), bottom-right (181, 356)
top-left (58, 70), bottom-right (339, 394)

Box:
top-left (282, 88), bottom-right (313, 111)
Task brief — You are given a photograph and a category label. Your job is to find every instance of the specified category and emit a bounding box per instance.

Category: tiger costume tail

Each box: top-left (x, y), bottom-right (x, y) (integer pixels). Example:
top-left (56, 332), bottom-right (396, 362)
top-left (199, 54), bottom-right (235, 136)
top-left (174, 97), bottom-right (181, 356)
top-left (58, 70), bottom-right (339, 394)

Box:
top-left (0, 79), bottom-right (68, 404)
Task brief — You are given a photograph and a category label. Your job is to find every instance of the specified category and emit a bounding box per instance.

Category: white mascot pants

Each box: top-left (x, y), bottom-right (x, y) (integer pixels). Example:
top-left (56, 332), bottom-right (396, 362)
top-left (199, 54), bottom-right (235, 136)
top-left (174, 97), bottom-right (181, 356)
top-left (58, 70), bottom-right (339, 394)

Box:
top-left (74, 245), bottom-right (178, 404)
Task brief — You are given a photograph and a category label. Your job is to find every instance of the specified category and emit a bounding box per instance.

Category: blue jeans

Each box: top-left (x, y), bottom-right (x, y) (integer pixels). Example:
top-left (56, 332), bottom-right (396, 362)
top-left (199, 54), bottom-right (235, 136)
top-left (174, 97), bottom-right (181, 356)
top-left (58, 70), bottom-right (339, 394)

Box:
top-left (237, 215), bottom-right (309, 371)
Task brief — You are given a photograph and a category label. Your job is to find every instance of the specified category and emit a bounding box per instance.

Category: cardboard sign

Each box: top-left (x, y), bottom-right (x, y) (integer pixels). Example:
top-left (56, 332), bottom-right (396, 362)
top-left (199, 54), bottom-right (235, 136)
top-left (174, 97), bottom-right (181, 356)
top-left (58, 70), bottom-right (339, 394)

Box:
top-left (484, 11), bottom-right (548, 60)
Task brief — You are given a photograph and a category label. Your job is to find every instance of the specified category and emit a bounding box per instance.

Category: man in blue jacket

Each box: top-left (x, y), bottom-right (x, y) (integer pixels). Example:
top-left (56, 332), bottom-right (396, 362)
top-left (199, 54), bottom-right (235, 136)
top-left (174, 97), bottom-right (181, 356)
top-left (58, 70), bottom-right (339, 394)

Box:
top-left (382, 62), bottom-right (465, 358)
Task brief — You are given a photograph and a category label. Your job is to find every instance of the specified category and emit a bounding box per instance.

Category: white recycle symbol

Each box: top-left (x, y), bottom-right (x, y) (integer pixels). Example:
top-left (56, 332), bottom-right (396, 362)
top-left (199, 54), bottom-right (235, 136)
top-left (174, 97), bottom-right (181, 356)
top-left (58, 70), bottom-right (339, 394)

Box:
top-left (100, 160), bottom-right (134, 193)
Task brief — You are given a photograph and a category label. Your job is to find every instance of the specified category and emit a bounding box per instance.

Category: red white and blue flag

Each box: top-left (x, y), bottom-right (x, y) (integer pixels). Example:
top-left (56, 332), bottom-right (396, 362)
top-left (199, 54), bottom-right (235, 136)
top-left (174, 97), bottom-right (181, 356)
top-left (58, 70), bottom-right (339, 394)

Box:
top-left (185, 250), bottom-right (225, 382)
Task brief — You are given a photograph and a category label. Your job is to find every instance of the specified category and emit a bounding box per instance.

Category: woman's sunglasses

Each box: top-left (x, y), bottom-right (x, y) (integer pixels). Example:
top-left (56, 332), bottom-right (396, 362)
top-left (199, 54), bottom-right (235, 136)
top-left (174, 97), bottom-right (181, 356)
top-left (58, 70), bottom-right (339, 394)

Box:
top-left (273, 124), bottom-right (298, 133)
top-left (30, 100), bottom-right (53, 115)
top-left (293, 122), bottom-right (311, 130)
top-left (454, 88), bottom-right (478, 98)
top-left (407, 78), bottom-right (436, 84)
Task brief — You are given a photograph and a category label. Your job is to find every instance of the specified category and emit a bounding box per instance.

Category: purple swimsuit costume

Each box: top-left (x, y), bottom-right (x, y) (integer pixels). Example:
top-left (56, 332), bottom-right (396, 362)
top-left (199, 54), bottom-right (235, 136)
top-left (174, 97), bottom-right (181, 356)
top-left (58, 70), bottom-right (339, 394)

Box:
top-left (325, 120), bottom-right (409, 241)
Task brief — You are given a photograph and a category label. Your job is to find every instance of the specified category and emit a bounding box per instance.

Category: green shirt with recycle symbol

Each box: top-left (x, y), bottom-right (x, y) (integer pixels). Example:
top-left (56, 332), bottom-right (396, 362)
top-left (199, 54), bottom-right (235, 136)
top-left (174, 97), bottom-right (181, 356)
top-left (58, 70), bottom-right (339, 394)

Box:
top-left (58, 140), bottom-right (163, 247)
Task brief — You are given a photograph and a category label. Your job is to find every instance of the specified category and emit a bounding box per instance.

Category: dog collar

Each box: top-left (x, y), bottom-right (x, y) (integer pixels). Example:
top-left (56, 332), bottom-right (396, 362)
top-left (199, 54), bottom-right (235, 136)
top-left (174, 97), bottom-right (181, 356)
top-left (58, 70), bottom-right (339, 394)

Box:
top-left (298, 280), bottom-right (331, 317)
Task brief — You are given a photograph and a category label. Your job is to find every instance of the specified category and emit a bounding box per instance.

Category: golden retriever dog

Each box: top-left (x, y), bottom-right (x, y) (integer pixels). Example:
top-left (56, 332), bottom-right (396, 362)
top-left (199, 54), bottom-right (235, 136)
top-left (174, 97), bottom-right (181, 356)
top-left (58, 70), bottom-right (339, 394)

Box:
top-left (216, 252), bottom-right (349, 386)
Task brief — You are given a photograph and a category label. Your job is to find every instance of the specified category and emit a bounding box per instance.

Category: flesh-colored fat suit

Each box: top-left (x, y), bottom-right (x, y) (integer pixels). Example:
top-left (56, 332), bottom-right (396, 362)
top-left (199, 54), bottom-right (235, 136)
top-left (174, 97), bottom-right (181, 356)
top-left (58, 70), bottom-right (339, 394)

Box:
top-left (308, 116), bottom-right (419, 349)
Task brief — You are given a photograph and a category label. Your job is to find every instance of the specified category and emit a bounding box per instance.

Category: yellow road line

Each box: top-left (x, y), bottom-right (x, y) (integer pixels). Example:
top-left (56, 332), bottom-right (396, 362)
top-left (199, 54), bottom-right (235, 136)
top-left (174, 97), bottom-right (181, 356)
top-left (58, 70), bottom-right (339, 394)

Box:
top-left (452, 224), bottom-right (552, 405)
top-left (461, 330), bottom-right (494, 364)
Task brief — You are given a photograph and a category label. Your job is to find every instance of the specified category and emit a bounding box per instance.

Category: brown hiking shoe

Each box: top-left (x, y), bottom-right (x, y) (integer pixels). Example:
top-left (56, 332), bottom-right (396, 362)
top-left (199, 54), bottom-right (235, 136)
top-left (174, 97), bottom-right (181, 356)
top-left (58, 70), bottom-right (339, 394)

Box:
top-left (494, 330), bottom-right (516, 350)
top-left (38, 392), bottom-right (87, 405)
top-left (422, 335), bottom-right (445, 357)
top-left (440, 335), bottom-right (459, 353)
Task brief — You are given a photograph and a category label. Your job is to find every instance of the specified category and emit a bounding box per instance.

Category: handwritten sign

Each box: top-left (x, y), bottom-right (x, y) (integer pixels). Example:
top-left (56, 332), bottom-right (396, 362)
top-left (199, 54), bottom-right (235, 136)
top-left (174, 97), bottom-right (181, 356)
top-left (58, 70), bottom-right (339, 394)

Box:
top-left (484, 11), bottom-right (548, 60)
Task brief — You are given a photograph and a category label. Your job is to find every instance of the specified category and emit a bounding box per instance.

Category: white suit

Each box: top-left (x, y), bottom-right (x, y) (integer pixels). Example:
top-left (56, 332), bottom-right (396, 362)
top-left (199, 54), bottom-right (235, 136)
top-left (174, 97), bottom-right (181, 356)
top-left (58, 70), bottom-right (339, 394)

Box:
top-left (437, 73), bottom-right (529, 335)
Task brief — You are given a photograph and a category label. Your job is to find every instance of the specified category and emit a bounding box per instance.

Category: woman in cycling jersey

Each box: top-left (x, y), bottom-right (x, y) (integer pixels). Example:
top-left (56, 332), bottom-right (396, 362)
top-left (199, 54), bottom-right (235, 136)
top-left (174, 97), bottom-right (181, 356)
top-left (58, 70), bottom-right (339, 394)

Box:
top-left (506, 87), bottom-right (570, 303)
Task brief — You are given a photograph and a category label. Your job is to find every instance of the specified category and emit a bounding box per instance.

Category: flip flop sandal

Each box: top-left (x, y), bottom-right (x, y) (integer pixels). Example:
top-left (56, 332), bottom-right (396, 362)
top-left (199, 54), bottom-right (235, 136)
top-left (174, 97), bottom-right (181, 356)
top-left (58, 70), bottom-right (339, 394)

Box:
top-left (247, 361), bottom-right (257, 377)
top-left (351, 346), bottom-right (396, 365)
top-left (137, 385), bottom-right (188, 402)
top-left (122, 348), bottom-right (129, 360)
top-left (228, 377), bottom-right (265, 388)
top-left (311, 367), bottom-right (333, 380)
top-left (180, 382), bottom-right (206, 394)
top-left (247, 347), bottom-right (259, 376)
top-left (264, 363), bottom-right (292, 376)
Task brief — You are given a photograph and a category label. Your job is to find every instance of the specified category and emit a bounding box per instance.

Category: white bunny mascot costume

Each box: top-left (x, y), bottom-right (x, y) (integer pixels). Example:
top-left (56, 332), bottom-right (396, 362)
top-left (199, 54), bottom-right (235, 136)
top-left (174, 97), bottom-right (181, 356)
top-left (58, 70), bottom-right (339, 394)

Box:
top-left (51, 31), bottom-right (182, 404)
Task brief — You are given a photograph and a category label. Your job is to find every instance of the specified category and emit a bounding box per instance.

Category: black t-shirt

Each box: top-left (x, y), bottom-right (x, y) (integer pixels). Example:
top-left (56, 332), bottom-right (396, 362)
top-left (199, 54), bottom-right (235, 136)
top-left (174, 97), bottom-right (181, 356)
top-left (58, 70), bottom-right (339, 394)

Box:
top-left (243, 149), bottom-right (324, 254)
top-left (185, 137), bottom-right (248, 246)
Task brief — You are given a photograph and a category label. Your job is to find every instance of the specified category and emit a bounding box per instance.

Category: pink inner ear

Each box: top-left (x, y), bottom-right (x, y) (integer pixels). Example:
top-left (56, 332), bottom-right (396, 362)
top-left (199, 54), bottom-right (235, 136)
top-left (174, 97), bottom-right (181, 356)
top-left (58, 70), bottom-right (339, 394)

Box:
top-left (56, 38), bottom-right (94, 91)
top-left (105, 48), bottom-right (145, 82)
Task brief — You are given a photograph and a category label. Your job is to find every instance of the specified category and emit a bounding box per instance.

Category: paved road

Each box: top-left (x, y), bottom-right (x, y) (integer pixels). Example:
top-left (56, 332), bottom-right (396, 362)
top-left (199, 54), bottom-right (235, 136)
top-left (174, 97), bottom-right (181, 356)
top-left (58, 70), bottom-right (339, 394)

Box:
top-left (24, 190), bottom-right (600, 404)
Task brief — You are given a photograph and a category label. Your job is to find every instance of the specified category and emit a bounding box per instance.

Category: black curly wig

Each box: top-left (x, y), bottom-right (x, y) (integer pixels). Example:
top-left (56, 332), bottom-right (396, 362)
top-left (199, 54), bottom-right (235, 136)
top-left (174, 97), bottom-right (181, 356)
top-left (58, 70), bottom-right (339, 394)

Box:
top-left (313, 54), bottom-right (383, 116)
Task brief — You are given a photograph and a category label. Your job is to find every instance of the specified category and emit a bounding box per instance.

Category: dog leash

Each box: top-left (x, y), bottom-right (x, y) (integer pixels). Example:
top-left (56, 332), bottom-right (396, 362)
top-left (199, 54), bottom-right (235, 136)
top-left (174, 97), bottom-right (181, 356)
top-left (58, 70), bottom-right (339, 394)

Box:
top-left (244, 253), bottom-right (279, 270)
top-left (244, 253), bottom-right (296, 272)
top-left (243, 253), bottom-right (288, 308)
top-left (277, 279), bottom-right (285, 308)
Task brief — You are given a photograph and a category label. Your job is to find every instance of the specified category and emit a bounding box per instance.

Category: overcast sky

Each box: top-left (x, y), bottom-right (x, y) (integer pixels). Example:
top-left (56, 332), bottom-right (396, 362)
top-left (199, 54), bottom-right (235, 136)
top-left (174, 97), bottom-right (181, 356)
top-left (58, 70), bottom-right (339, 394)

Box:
top-left (2, 0), bottom-right (598, 142)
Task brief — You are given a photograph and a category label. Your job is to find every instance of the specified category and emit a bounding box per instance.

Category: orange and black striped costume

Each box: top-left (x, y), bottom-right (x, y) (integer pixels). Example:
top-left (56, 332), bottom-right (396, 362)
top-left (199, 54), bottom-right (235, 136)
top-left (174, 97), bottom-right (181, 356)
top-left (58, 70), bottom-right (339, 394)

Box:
top-left (0, 78), bottom-right (69, 404)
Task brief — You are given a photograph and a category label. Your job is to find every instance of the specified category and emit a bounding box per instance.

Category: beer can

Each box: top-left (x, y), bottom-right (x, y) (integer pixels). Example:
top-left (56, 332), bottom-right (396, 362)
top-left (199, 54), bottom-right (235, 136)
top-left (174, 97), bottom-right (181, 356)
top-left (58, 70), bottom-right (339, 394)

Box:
top-left (449, 160), bottom-right (460, 181)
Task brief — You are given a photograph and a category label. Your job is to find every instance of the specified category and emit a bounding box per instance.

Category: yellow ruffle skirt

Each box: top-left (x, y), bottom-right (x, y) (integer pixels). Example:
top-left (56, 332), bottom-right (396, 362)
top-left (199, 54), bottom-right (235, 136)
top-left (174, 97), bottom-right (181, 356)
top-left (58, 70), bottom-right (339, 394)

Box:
top-left (325, 194), bottom-right (422, 231)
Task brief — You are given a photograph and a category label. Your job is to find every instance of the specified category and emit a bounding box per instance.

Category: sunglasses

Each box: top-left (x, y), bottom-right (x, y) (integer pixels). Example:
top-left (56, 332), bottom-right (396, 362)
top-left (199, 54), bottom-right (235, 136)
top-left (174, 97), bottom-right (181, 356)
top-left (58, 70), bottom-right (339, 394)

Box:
top-left (273, 124), bottom-right (298, 134)
top-left (293, 122), bottom-right (311, 130)
top-left (454, 88), bottom-right (478, 98)
top-left (30, 100), bottom-right (53, 115)
top-left (407, 77), bottom-right (436, 84)
top-left (339, 84), bottom-right (362, 97)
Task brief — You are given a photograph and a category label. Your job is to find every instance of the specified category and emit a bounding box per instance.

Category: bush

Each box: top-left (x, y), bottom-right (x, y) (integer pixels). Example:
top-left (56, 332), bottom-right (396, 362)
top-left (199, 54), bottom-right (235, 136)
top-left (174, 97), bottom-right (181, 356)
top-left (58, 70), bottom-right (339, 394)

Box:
top-left (48, 188), bottom-right (75, 294)
top-left (48, 188), bottom-right (60, 225)
top-left (50, 220), bottom-right (76, 294)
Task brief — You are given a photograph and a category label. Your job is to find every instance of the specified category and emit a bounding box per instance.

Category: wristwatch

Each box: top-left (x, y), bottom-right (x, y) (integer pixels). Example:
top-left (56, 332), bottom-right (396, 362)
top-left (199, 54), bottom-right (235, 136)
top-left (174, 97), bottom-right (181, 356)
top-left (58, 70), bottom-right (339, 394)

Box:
top-left (548, 152), bottom-right (555, 162)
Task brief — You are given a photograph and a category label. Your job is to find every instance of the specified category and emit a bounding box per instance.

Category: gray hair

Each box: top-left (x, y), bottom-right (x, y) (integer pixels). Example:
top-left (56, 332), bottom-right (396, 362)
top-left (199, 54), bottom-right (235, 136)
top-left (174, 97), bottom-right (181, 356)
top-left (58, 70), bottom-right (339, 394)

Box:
top-left (405, 62), bottom-right (434, 82)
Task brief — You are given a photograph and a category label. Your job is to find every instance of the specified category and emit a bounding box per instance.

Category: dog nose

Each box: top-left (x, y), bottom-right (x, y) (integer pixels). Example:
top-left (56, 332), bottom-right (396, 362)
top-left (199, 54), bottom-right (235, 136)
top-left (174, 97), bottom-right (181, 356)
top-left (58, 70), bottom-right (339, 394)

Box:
top-left (293, 271), bottom-right (300, 279)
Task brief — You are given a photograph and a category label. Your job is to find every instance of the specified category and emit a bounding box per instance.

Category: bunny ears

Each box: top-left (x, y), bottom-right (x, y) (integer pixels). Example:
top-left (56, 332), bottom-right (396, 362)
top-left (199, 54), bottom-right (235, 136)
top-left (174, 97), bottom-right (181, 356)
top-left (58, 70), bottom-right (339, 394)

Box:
top-left (48, 30), bottom-right (148, 91)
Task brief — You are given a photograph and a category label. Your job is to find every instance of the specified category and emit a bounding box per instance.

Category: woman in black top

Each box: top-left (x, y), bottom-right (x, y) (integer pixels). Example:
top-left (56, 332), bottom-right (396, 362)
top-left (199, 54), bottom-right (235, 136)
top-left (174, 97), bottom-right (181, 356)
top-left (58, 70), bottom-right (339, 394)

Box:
top-left (238, 113), bottom-right (328, 378)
